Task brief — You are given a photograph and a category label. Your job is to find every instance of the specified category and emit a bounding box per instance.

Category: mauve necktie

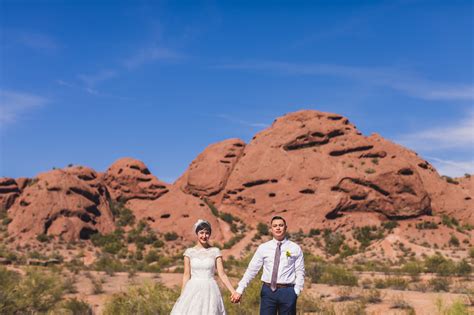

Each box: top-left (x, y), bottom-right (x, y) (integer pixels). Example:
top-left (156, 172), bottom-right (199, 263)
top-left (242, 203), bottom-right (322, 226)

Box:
top-left (270, 241), bottom-right (282, 291)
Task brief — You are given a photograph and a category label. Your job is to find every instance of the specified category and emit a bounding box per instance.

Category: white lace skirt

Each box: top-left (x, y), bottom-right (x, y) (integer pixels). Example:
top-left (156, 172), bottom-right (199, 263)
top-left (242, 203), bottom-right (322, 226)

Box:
top-left (170, 277), bottom-right (226, 315)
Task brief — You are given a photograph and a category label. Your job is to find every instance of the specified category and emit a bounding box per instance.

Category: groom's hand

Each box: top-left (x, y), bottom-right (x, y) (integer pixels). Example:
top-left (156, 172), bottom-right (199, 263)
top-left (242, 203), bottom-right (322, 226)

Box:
top-left (230, 292), bottom-right (242, 303)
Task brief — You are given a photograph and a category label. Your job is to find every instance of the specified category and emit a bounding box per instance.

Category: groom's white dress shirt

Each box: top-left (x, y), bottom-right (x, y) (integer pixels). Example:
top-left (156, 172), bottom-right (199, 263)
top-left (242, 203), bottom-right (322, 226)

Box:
top-left (236, 238), bottom-right (305, 295)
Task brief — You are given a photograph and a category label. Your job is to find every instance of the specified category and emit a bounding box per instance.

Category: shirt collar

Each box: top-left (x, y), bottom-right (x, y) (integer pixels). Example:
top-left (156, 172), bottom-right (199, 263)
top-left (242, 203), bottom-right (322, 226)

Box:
top-left (272, 237), bottom-right (287, 245)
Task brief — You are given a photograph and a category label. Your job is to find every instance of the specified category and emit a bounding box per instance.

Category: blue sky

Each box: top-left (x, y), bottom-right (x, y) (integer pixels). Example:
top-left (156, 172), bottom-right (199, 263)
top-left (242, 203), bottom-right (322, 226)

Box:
top-left (1, 0), bottom-right (473, 181)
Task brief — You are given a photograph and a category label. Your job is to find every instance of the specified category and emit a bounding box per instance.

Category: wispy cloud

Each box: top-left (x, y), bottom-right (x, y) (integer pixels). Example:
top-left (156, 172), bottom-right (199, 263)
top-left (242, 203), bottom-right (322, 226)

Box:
top-left (396, 112), bottom-right (474, 151)
top-left (122, 46), bottom-right (183, 69)
top-left (0, 90), bottom-right (49, 125)
top-left (216, 61), bottom-right (474, 101)
top-left (77, 69), bottom-right (118, 89)
top-left (4, 29), bottom-right (59, 54)
top-left (426, 156), bottom-right (474, 177)
top-left (215, 114), bottom-right (268, 128)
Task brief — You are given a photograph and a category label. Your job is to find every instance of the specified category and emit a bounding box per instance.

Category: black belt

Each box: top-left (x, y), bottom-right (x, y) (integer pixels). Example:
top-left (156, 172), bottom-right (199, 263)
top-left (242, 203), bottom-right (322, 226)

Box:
top-left (263, 282), bottom-right (295, 288)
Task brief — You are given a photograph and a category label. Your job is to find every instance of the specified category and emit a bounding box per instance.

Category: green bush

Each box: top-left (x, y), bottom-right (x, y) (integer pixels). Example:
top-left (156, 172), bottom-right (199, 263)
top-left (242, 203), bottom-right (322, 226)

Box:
top-left (91, 229), bottom-right (125, 255)
top-left (401, 260), bottom-right (423, 278)
top-left (110, 201), bottom-right (136, 227)
top-left (309, 228), bottom-right (321, 236)
top-left (441, 215), bottom-right (459, 228)
top-left (164, 232), bottom-right (179, 241)
top-left (449, 235), bottom-right (460, 247)
top-left (424, 254), bottom-right (457, 276)
top-left (353, 226), bottom-right (384, 249)
top-left (374, 277), bottom-right (408, 290)
top-left (53, 298), bottom-right (93, 314)
top-left (223, 234), bottom-right (244, 249)
top-left (37, 233), bottom-right (51, 243)
top-left (5, 268), bottom-right (65, 314)
top-left (103, 282), bottom-right (179, 315)
top-left (382, 221), bottom-right (399, 231)
top-left (416, 221), bottom-right (438, 229)
top-left (429, 277), bottom-right (450, 292)
top-left (323, 230), bottom-right (345, 255)
top-left (93, 255), bottom-right (126, 273)
top-left (319, 265), bottom-right (358, 286)
top-left (257, 222), bottom-right (269, 236)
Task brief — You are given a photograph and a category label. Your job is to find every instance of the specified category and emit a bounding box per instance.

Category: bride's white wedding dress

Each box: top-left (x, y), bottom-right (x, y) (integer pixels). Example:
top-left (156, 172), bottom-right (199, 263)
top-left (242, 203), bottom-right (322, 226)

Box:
top-left (170, 247), bottom-right (226, 315)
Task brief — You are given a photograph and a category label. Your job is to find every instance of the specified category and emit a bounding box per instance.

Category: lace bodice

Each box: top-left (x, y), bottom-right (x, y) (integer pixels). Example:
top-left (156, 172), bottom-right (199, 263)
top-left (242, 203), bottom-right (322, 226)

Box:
top-left (184, 247), bottom-right (222, 279)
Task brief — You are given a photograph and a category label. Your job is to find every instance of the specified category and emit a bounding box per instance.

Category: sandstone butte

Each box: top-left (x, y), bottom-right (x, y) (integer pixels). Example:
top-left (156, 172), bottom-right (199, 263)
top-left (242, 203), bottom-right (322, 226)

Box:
top-left (1, 110), bottom-right (472, 245)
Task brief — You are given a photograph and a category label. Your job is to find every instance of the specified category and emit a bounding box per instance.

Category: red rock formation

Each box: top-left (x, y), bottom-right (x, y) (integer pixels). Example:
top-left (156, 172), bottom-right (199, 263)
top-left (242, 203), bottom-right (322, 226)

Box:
top-left (175, 138), bottom-right (245, 197)
top-left (179, 110), bottom-right (471, 231)
top-left (1, 109), bottom-right (472, 243)
top-left (7, 167), bottom-right (114, 242)
top-left (0, 178), bottom-right (21, 211)
top-left (102, 158), bottom-right (169, 202)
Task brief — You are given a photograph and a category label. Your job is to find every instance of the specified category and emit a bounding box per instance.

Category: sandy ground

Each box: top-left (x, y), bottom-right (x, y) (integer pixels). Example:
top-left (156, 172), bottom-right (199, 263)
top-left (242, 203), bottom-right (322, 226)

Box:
top-left (64, 271), bottom-right (473, 315)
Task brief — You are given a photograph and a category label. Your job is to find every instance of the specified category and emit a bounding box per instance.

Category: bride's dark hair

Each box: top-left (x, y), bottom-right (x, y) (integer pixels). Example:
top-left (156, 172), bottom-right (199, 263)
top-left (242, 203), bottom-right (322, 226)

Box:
top-left (195, 221), bottom-right (212, 235)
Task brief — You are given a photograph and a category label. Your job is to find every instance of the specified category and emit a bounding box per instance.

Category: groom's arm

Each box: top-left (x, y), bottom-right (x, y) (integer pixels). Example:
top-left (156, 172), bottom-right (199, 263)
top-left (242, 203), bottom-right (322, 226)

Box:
top-left (236, 245), bottom-right (264, 294)
top-left (294, 247), bottom-right (305, 296)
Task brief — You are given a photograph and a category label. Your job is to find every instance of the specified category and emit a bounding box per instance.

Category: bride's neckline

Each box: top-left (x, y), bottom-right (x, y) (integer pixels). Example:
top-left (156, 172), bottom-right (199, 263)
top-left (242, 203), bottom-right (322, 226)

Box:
top-left (193, 246), bottom-right (213, 250)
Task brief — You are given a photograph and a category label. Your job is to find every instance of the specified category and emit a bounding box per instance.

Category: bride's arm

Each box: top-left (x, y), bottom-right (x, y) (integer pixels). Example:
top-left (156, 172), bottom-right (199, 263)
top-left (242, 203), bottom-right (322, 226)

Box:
top-left (216, 256), bottom-right (237, 295)
top-left (181, 256), bottom-right (191, 293)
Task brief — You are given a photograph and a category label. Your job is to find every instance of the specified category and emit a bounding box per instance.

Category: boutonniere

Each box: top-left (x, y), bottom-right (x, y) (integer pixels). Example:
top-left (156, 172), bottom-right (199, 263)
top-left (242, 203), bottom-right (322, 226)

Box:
top-left (286, 250), bottom-right (292, 258)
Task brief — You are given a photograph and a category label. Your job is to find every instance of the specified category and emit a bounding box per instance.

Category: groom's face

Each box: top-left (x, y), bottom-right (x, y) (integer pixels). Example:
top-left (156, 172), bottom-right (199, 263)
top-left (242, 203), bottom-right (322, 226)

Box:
top-left (271, 219), bottom-right (287, 241)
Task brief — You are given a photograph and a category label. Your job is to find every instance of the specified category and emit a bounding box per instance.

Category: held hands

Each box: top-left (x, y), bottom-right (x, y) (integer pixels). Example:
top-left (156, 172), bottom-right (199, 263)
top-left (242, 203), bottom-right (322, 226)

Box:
top-left (230, 291), bottom-right (242, 304)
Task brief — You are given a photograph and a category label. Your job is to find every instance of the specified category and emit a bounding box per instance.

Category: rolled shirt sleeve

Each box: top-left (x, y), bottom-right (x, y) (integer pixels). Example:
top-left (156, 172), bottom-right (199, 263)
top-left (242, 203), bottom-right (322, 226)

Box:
top-left (236, 245), bottom-right (264, 294)
top-left (293, 247), bottom-right (305, 296)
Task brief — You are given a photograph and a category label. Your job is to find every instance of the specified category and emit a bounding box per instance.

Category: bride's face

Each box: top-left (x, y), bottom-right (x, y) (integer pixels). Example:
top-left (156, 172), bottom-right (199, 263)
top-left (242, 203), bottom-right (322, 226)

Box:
top-left (197, 229), bottom-right (211, 245)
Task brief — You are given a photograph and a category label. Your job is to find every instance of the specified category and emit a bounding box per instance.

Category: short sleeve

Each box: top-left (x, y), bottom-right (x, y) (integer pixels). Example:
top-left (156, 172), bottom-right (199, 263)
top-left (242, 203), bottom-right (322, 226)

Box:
top-left (214, 247), bottom-right (222, 259)
top-left (183, 248), bottom-right (193, 258)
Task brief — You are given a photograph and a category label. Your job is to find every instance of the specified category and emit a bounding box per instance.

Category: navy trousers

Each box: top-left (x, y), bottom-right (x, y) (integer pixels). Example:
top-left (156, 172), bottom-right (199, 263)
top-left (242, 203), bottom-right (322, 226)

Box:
top-left (260, 284), bottom-right (297, 315)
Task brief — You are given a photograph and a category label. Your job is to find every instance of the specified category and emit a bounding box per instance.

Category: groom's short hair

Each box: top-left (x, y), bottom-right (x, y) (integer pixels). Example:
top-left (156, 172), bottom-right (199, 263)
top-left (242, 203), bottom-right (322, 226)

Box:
top-left (271, 216), bottom-right (287, 226)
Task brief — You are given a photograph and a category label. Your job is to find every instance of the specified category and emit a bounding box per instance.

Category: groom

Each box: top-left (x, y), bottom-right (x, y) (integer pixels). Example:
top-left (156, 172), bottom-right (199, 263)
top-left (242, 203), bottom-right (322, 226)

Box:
top-left (231, 216), bottom-right (305, 315)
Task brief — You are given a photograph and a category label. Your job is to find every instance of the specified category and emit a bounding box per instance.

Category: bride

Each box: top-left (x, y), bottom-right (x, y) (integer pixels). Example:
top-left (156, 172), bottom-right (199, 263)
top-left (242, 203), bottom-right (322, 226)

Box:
top-left (171, 219), bottom-right (237, 315)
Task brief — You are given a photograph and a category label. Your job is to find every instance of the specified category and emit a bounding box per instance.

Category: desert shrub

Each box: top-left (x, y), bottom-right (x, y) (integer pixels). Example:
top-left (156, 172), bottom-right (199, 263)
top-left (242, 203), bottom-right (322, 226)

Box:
top-left (323, 230), bottom-right (345, 255)
top-left (429, 277), bottom-right (450, 292)
top-left (416, 221), bottom-right (438, 229)
top-left (103, 282), bottom-right (179, 315)
top-left (91, 230), bottom-right (124, 255)
top-left (449, 235), bottom-right (460, 247)
top-left (164, 232), bottom-right (179, 241)
top-left (0, 266), bottom-right (21, 313)
top-left (442, 215), bottom-right (459, 228)
top-left (62, 275), bottom-right (78, 294)
top-left (309, 228), bottom-right (321, 236)
top-left (435, 297), bottom-right (469, 315)
top-left (455, 259), bottom-right (472, 276)
top-left (424, 254), bottom-right (457, 276)
top-left (203, 198), bottom-right (220, 217)
top-left (91, 275), bottom-right (104, 294)
top-left (93, 254), bottom-right (126, 273)
top-left (144, 249), bottom-right (160, 264)
top-left (223, 234), bottom-right (244, 249)
top-left (401, 260), bottom-right (423, 279)
top-left (37, 233), bottom-right (51, 243)
top-left (374, 277), bottom-right (408, 290)
top-left (220, 212), bottom-right (236, 224)
top-left (365, 168), bottom-right (376, 174)
top-left (12, 268), bottom-right (64, 313)
top-left (353, 225), bottom-right (384, 249)
top-left (110, 201), bottom-right (136, 227)
top-left (257, 222), bottom-right (269, 236)
top-left (390, 295), bottom-right (414, 313)
top-left (382, 221), bottom-right (399, 231)
top-left (360, 288), bottom-right (383, 304)
top-left (319, 265), bottom-right (358, 286)
top-left (339, 244), bottom-right (357, 258)
top-left (52, 298), bottom-right (93, 315)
